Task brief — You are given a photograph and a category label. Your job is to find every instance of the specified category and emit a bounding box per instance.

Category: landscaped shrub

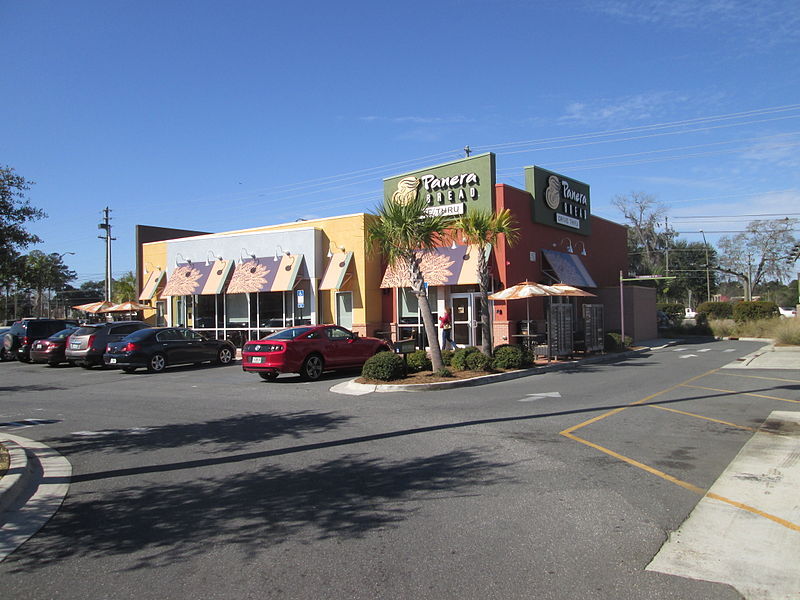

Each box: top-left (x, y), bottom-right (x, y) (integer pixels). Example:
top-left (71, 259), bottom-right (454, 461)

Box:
top-left (657, 302), bottom-right (684, 324)
top-left (362, 351), bottom-right (406, 381)
top-left (435, 367), bottom-right (453, 378)
top-left (733, 301), bottom-right (779, 322)
top-left (405, 349), bottom-right (432, 373)
top-left (451, 346), bottom-right (479, 370)
top-left (465, 351), bottom-right (493, 372)
top-left (697, 301), bottom-right (732, 319)
top-left (492, 344), bottom-right (526, 369)
top-left (604, 332), bottom-right (632, 352)
top-left (441, 349), bottom-right (454, 367)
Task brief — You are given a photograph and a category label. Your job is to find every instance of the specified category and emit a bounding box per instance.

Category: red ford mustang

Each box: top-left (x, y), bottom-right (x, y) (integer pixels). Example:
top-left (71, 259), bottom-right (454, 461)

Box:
top-left (242, 324), bottom-right (391, 381)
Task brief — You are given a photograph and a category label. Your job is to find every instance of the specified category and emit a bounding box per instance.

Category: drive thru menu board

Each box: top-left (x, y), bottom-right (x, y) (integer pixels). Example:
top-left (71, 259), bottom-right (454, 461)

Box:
top-left (582, 304), bottom-right (604, 353)
top-left (548, 304), bottom-right (573, 357)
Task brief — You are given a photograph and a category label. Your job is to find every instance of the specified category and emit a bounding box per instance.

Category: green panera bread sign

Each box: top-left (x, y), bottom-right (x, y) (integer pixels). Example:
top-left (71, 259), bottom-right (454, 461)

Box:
top-left (525, 166), bottom-right (591, 235)
top-left (384, 153), bottom-right (496, 217)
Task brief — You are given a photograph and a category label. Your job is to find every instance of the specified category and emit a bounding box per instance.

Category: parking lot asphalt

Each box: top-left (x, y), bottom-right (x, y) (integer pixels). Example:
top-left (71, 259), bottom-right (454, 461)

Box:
top-left (1, 337), bottom-right (799, 598)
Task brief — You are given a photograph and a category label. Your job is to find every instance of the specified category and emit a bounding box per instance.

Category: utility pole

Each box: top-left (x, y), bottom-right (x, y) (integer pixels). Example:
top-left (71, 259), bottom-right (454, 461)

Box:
top-left (700, 230), bottom-right (711, 303)
top-left (97, 207), bottom-right (115, 302)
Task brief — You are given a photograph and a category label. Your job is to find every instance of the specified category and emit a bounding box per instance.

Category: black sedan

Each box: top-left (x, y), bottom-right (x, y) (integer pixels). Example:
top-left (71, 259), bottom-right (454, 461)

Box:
top-left (104, 327), bottom-right (236, 373)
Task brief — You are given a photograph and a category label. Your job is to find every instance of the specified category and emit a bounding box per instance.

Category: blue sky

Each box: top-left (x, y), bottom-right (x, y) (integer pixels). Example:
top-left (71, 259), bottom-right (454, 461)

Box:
top-left (3, 0), bottom-right (799, 285)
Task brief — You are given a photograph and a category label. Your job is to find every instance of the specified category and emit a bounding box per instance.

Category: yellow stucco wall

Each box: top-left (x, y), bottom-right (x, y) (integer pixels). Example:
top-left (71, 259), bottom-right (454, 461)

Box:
top-left (140, 213), bottom-right (384, 334)
top-left (140, 241), bottom-right (168, 325)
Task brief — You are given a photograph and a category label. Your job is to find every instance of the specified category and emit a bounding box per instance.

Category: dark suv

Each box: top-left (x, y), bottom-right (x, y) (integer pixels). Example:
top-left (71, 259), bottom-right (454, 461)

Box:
top-left (3, 318), bottom-right (80, 362)
top-left (65, 321), bottom-right (150, 368)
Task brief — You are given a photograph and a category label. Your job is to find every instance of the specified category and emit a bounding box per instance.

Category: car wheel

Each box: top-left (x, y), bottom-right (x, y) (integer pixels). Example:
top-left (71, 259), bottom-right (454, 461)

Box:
top-left (217, 347), bottom-right (234, 365)
top-left (259, 371), bottom-right (279, 381)
top-left (147, 353), bottom-right (166, 373)
top-left (0, 347), bottom-right (10, 362)
top-left (300, 354), bottom-right (324, 381)
top-left (122, 367), bottom-right (136, 373)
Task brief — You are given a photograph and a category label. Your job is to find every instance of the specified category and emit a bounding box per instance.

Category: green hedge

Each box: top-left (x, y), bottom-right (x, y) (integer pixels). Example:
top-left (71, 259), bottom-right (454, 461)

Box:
top-left (405, 349), bottom-right (432, 373)
top-left (492, 344), bottom-right (527, 369)
top-left (656, 302), bottom-right (684, 323)
top-left (451, 346), bottom-right (479, 371)
top-left (732, 301), bottom-right (779, 322)
top-left (362, 352), bottom-right (406, 381)
top-left (604, 332), bottom-right (632, 352)
top-left (696, 301), bottom-right (733, 319)
top-left (465, 351), bottom-right (493, 372)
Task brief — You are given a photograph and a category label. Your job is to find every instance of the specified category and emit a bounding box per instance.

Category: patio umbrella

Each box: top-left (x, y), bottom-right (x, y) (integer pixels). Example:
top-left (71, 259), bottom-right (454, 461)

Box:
top-left (100, 301), bottom-right (150, 313)
top-left (488, 281), bottom-right (563, 324)
top-left (72, 300), bottom-right (113, 314)
top-left (550, 283), bottom-right (596, 297)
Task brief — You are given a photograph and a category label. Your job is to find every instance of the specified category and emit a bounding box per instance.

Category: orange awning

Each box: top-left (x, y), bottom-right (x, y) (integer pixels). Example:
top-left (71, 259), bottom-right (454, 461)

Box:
top-left (380, 244), bottom-right (488, 288)
top-left (319, 251), bottom-right (353, 291)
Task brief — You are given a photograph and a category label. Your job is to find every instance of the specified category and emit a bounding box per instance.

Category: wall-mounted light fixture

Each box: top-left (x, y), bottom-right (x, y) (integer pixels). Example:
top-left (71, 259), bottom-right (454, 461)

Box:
top-left (175, 252), bottom-right (192, 267)
top-left (206, 250), bottom-right (223, 266)
top-left (239, 248), bottom-right (257, 265)
top-left (274, 245), bottom-right (292, 262)
top-left (327, 242), bottom-right (346, 258)
top-left (554, 237), bottom-right (574, 254)
top-left (574, 241), bottom-right (587, 256)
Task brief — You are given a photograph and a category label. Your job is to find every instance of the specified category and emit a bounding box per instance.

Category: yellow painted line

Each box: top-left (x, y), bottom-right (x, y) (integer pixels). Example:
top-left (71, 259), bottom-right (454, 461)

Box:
top-left (720, 372), bottom-right (800, 384)
top-left (648, 405), bottom-right (755, 431)
top-left (563, 431), bottom-right (800, 532)
top-left (561, 431), bottom-right (707, 494)
top-left (705, 492), bottom-right (800, 532)
top-left (680, 384), bottom-right (800, 404)
top-left (559, 368), bottom-right (719, 436)
top-left (559, 366), bottom-right (800, 533)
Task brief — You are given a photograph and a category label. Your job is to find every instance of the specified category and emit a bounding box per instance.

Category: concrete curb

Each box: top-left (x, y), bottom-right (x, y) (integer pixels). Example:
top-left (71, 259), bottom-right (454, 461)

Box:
top-left (331, 343), bottom-right (663, 395)
top-left (0, 434), bottom-right (71, 562)
top-left (0, 440), bottom-right (32, 515)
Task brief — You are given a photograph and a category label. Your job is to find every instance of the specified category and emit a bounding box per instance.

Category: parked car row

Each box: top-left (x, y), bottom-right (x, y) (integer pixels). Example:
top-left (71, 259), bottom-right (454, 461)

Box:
top-left (3, 319), bottom-right (389, 380)
top-left (1, 318), bottom-right (236, 373)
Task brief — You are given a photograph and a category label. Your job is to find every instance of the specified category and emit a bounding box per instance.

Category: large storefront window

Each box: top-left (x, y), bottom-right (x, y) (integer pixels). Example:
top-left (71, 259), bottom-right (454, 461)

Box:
top-left (167, 279), bottom-right (313, 348)
top-left (398, 287), bottom-right (437, 348)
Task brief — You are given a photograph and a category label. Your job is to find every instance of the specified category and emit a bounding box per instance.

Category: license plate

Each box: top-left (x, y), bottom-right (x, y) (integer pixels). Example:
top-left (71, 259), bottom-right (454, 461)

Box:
top-left (71, 342), bottom-right (80, 349)
top-left (34, 343), bottom-right (42, 349)
top-left (251, 356), bottom-right (263, 364)
top-left (109, 358), bottom-right (117, 364)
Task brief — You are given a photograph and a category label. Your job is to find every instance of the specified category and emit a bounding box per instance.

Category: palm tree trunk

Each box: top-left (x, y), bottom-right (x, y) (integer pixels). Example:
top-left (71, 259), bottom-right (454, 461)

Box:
top-left (408, 253), bottom-right (444, 371)
top-left (476, 250), bottom-right (492, 355)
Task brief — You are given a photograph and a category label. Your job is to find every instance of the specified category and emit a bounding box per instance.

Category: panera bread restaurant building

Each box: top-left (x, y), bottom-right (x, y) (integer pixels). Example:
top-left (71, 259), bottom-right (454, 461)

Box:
top-left (137, 154), bottom-right (653, 348)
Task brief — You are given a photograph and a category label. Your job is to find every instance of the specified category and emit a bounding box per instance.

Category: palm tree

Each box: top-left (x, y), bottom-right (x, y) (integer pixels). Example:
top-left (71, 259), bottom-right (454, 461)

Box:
top-left (367, 193), bottom-right (451, 371)
top-left (113, 271), bottom-right (137, 303)
top-left (452, 208), bottom-right (519, 356)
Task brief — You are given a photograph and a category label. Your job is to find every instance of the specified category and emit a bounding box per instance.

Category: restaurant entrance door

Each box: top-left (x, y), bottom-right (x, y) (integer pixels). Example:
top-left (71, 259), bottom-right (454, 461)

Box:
top-left (450, 293), bottom-right (482, 348)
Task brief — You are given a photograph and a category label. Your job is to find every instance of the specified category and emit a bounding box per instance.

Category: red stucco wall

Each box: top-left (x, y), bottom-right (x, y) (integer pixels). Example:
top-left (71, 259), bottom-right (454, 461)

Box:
top-left (492, 184), bottom-right (629, 342)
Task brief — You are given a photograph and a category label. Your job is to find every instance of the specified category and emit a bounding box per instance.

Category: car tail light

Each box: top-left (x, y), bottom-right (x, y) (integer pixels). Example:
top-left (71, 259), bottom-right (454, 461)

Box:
top-left (87, 334), bottom-right (96, 348)
top-left (245, 342), bottom-right (283, 353)
top-left (123, 342), bottom-right (139, 352)
top-left (21, 336), bottom-right (30, 346)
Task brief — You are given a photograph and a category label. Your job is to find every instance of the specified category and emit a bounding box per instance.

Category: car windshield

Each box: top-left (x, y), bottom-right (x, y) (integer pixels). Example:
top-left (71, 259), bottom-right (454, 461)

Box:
top-left (267, 327), bottom-right (314, 340)
top-left (50, 327), bottom-right (77, 340)
top-left (73, 326), bottom-right (101, 336)
top-left (124, 328), bottom-right (156, 341)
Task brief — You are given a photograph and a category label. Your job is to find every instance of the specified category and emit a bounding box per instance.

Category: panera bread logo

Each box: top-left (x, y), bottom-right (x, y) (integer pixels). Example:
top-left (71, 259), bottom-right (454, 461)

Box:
top-left (391, 177), bottom-right (421, 205)
top-left (545, 175), bottom-right (561, 210)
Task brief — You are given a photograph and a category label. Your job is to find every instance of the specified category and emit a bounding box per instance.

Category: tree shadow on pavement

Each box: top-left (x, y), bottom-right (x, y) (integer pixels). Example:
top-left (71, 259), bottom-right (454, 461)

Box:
top-left (44, 411), bottom-right (352, 455)
top-left (4, 449), bottom-right (510, 571)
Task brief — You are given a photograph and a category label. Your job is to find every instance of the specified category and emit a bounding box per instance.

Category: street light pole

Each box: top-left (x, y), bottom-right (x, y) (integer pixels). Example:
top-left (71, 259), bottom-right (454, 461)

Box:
top-left (55, 251), bottom-right (76, 318)
top-left (699, 230), bottom-right (711, 303)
